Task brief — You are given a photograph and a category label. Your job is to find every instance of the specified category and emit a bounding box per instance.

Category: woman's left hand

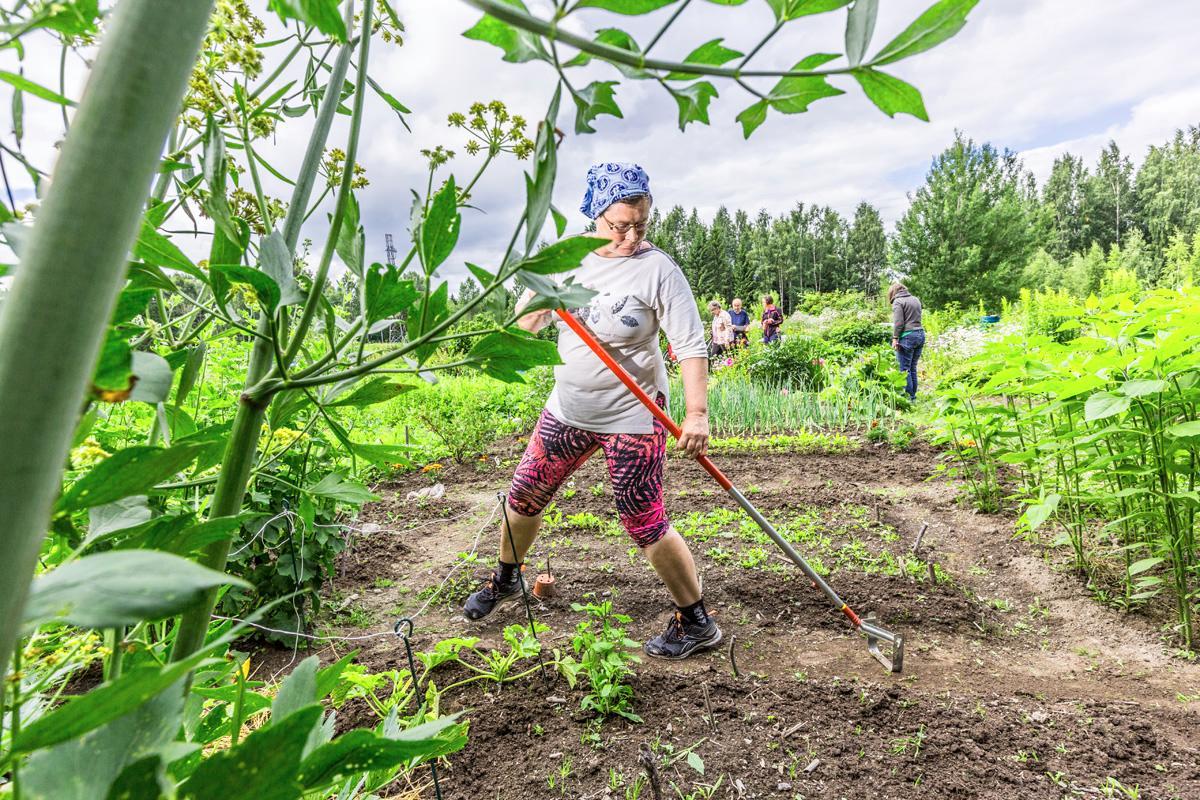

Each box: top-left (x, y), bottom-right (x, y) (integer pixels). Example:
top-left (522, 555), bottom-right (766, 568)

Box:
top-left (678, 411), bottom-right (710, 458)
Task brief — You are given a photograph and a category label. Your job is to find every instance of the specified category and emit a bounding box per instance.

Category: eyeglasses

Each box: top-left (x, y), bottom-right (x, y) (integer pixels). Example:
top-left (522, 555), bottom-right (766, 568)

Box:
top-left (600, 212), bottom-right (648, 238)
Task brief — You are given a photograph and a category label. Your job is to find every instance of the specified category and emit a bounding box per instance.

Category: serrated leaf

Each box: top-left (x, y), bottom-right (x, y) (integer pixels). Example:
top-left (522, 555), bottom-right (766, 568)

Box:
top-left (768, 53), bottom-right (844, 113)
top-left (419, 176), bottom-right (461, 274)
top-left (852, 68), bottom-right (928, 120)
top-left (767, 0), bottom-right (852, 22)
top-left (736, 99), bottom-right (769, 138)
top-left (298, 716), bottom-right (466, 789)
top-left (872, 0), bottom-right (978, 66)
top-left (365, 262), bottom-right (420, 323)
top-left (670, 81), bottom-right (718, 130)
top-left (1021, 494), bottom-right (1059, 532)
top-left (135, 219), bottom-right (205, 281)
top-left (467, 330), bottom-right (562, 383)
top-left (463, 0), bottom-right (547, 63)
top-left (517, 236), bottom-right (603, 274)
top-left (666, 38), bottom-right (743, 80)
top-left (571, 80), bottom-right (623, 134)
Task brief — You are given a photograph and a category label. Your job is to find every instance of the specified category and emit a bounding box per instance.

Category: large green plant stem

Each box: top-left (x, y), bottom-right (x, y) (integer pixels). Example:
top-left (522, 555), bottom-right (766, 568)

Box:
top-left (0, 0), bottom-right (216, 678)
top-left (170, 0), bottom-right (368, 663)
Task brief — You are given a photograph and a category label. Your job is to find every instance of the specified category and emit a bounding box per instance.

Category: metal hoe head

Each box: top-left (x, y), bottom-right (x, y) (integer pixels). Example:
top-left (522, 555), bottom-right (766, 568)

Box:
top-left (860, 612), bottom-right (904, 673)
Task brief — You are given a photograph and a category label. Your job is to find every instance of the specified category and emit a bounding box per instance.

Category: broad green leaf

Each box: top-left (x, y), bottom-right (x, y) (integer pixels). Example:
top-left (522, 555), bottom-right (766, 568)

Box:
top-left (348, 441), bottom-right (415, 467)
top-left (0, 69), bottom-right (75, 106)
top-left (550, 205), bottom-right (568, 237)
top-left (1021, 494), bottom-right (1059, 532)
top-left (467, 330), bottom-right (562, 383)
top-left (844, 0), bottom-right (878, 66)
top-left (365, 262), bottom-right (420, 323)
top-left (767, 0), bottom-right (852, 21)
top-left (58, 444), bottom-right (202, 512)
top-left (1165, 420), bottom-right (1200, 438)
top-left (768, 54), bottom-right (844, 113)
top-left (665, 38), bottom-right (743, 80)
top-left (176, 343), bottom-right (207, 407)
top-left (22, 0), bottom-right (99, 37)
top-left (88, 496), bottom-right (152, 541)
top-left (1084, 391), bottom-right (1132, 422)
top-left (211, 263), bottom-right (282, 312)
top-left (686, 750), bottom-right (705, 775)
top-left (419, 176), bottom-right (461, 275)
top-left (736, 99), bottom-right (769, 138)
top-left (179, 706), bottom-right (323, 800)
top-left (298, 716), bottom-right (467, 790)
top-left (670, 81), bottom-right (719, 130)
top-left (334, 192), bottom-right (365, 277)
top-left (1119, 378), bottom-right (1167, 397)
top-left (307, 472), bottom-right (380, 505)
top-left (259, 231), bottom-right (304, 306)
top-left (852, 68), bottom-right (928, 120)
top-left (134, 219), bottom-right (204, 281)
top-left (571, 80), bottom-right (623, 134)
top-left (12, 650), bottom-right (221, 755)
top-left (23, 685), bottom-right (181, 800)
top-left (105, 756), bottom-right (170, 800)
top-left (325, 377), bottom-right (414, 408)
top-left (576, 0), bottom-right (678, 12)
top-left (272, 656), bottom-right (319, 728)
top-left (1128, 557), bottom-right (1164, 576)
top-left (127, 351), bottom-right (175, 404)
top-left (23, 550), bottom-right (249, 629)
top-left (564, 28), bottom-right (649, 80)
top-left (113, 514), bottom-right (245, 556)
top-left (267, 0), bottom-right (347, 41)
top-left (517, 235), bottom-right (604, 274)
top-left (872, 0), bottom-right (978, 66)
top-left (463, 0), bottom-right (547, 63)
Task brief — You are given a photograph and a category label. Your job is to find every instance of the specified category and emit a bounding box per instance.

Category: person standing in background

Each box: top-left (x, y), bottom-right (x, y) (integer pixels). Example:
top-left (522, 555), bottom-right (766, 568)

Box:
top-left (761, 295), bottom-right (783, 345)
top-left (708, 300), bottom-right (734, 358)
top-left (727, 298), bottom-right (750, 348)
top-left (889, 282), bottom-right (925, 401)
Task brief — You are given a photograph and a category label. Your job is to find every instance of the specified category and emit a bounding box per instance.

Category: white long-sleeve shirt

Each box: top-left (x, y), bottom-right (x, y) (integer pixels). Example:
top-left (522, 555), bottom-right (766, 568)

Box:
top-left (544, 245), bottom-right (708, 433)
top-left (711, 310), bottom-right (734, 346)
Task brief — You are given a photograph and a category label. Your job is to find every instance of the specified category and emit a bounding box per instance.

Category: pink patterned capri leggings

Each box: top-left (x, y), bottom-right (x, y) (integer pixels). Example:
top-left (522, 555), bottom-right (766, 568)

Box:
top-left (507, 407), bottom-right (670, 547)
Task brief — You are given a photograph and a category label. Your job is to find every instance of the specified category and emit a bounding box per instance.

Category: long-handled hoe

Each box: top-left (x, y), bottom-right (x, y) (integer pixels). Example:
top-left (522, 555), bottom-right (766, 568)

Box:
top-left (556, 308), bottom-right (905, 673)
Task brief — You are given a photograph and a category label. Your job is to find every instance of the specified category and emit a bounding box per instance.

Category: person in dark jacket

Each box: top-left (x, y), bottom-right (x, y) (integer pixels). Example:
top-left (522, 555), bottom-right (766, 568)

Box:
top-left (889, 283), bottom-right (924, 401)
top-left (761, 295), bottom-right (783, 345)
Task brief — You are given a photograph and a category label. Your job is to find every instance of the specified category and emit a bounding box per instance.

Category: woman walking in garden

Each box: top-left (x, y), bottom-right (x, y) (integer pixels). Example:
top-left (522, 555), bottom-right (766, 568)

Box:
top-left (463, 162), bottom-right (722, 660)
top-left (708, 300), bottom-right (734, 358)
top-left (761, 294), bottom-right (783, 344)
top-left (889, 282), bottom-right (925, 401)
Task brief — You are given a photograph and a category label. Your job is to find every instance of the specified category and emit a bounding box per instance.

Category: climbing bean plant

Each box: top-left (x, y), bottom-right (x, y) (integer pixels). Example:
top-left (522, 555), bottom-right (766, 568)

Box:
top-left (0, 0), bottom-right (975, 796)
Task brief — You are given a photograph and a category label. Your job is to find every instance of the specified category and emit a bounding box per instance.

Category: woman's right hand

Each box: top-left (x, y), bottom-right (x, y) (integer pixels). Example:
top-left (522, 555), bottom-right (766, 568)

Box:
top-left (518, 308), bottom-right (553, 333)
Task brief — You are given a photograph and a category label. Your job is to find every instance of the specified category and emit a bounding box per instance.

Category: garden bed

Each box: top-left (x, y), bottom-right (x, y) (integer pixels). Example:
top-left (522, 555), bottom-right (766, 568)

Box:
top-left (273, 435), bottom-right (1200, 799)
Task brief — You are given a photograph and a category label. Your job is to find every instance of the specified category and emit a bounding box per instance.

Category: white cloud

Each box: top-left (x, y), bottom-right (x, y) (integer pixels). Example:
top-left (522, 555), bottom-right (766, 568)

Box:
top-left (3, 0), bottom-right (1200, 288)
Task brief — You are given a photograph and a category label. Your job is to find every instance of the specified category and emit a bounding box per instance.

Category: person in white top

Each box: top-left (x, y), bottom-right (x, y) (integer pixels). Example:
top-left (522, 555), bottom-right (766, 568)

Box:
top-left (463, 162), bottom-right (723, 660)
top-left (708, 300), bottom-right (734, 358)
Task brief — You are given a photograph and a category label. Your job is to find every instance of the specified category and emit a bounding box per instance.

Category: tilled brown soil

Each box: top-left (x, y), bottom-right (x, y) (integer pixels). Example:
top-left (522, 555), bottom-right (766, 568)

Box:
top-left (274, 435), bottom-right (1200, 799)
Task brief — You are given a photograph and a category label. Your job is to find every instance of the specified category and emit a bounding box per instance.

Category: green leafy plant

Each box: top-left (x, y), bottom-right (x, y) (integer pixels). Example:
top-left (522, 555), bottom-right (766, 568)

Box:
top-left (558, 599), bottom-right (643, 723)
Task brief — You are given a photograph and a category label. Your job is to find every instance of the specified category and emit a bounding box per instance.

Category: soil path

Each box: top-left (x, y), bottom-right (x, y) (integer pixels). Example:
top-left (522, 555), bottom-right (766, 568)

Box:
top-left (271, 437), bottom-right (1200, 799)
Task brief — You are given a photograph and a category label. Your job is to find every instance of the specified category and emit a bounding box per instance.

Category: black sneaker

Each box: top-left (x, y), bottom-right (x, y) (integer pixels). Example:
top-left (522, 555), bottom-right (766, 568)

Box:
top-left (643, 612), bottom-right (724, 660)
top-left (462, 571), bottom-right (521, 621)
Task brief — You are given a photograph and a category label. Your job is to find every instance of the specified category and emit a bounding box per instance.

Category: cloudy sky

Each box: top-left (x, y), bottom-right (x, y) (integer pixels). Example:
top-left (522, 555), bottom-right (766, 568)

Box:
top-left (7, 0), bottom-right (1200, 286)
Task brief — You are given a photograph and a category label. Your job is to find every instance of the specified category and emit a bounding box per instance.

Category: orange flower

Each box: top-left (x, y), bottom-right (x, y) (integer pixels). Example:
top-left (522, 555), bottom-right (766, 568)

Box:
top-left (421, 463), bottom-right (444, 473)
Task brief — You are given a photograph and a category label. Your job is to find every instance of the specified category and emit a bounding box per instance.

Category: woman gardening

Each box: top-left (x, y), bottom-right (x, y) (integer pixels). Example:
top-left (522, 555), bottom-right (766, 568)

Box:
top-left (463, 163), bottom-right (722, 660)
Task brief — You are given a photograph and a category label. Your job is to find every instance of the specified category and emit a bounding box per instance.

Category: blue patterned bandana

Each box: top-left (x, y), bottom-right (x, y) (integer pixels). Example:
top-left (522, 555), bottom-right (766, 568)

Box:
top-left (580, 162), bottom-right (651, 220)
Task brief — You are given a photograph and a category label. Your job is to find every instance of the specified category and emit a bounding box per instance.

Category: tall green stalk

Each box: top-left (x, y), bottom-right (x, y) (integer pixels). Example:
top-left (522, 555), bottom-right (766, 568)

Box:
top-left (0, 0), bottom-right (216, 677)
top-left (170, 0), bottom-right (369, 662)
